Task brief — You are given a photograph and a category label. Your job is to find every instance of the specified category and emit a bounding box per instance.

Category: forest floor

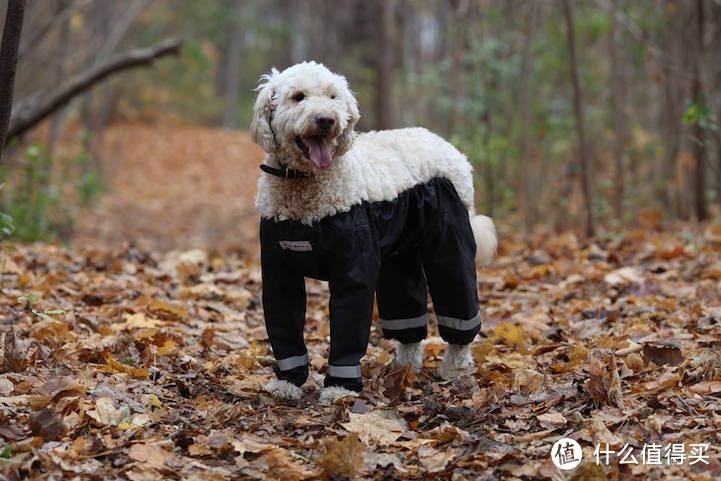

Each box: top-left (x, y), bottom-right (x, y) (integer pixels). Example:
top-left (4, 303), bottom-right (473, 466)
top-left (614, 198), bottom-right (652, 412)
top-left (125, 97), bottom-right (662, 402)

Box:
top-left (2, 125), bottom-right (721, 480)
top-left (73, 124), bottom-right (265, 256)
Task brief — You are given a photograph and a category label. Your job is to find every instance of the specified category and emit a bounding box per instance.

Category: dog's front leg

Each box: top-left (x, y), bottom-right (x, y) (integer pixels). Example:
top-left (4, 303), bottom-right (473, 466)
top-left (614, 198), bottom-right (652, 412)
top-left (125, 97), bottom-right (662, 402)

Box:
top-left (319, 269), bottom-right (377, 405)
top-left (260, 221), bottom-right (309, 401)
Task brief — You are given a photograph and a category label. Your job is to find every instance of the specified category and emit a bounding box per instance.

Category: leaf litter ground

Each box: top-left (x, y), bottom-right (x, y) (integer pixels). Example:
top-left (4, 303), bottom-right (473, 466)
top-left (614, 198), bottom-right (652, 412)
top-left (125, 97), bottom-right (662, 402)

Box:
top-left (2, 223), bottom-right (721, 480)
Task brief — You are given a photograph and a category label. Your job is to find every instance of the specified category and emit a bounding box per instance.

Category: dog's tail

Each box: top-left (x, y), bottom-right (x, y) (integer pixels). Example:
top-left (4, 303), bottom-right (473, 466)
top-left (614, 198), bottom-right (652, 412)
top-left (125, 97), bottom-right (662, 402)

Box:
top-left (470, 214), bottom-right (497, 266)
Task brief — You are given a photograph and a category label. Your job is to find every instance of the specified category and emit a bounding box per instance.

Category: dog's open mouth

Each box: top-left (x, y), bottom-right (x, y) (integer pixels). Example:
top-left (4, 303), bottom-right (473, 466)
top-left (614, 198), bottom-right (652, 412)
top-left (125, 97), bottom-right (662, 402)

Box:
top-left (295, 135), bottom-right (333, 169)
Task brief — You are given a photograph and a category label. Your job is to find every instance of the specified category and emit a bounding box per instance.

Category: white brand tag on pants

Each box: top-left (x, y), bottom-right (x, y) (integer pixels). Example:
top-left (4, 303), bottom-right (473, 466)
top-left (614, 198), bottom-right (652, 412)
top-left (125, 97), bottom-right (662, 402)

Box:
top-left (279, 240), bottom-right (312, 252)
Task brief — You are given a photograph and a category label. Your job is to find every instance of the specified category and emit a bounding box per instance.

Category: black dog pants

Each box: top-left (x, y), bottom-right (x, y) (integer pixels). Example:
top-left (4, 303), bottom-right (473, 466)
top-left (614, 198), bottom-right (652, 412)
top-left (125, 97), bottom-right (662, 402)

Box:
top-left (373, 179), bottom-right (481, 346)
top-left (260, 177), bottom-right (480, 393)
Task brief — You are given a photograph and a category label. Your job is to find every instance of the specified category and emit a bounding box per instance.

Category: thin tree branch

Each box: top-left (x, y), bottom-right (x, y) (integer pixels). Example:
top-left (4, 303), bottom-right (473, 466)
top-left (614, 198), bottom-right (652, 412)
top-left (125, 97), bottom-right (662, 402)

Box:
top-left (5, 37), bottom-right (182, 144)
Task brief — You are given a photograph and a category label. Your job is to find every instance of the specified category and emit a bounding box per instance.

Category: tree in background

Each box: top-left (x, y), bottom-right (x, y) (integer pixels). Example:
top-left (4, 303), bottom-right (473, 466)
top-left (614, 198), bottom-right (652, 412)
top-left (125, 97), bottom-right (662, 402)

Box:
top-left (691, 0), bottom-right (708, 221)
top-left (563, 0), bottom-right (595, 237)
top-left (608, 0), bottom-right (626, 221)
top-left (375, 0), bottom-right (395, 130)
top-left (0, 0), bottom-right (26, 163)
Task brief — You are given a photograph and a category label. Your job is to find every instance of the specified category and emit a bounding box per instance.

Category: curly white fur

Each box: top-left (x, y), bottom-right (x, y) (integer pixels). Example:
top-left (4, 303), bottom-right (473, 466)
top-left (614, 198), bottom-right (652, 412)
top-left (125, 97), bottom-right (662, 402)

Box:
top-left (264, 379), bottom-right (303, 400)
top-left (251, 61), bottom-right (496, 263)
top-left (442, 343), bottom-right (474, 369)
top-left (319, 386), bottom-right (358, 405)
top-left (396, 342), bottom-right (424, 372)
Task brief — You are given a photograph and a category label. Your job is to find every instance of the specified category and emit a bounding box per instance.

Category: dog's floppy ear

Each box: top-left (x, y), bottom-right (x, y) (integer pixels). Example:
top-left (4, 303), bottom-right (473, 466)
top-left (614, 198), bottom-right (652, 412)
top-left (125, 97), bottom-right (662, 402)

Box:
top-left (335, 90), bottom-right (360, 157)
top-left (250, 68), bottom-right (280, 153)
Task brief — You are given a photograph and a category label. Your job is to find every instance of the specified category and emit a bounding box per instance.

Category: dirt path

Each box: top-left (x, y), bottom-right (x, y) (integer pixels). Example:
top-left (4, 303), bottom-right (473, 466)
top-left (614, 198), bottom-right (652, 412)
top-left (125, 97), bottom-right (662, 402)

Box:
top-left (73, 124), bottom-right (264, 256)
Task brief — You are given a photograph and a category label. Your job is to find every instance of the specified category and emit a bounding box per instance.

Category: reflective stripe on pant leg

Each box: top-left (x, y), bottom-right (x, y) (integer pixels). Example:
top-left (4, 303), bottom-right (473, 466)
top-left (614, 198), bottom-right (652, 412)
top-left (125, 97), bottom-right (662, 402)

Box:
top-left (437, 311), bottom-right (481, 345)
top-left (276, 352), bottom-right (309, 371)
top-left (327, 364), bottom-right (362, 378)
top-left (437, 311), bottom-right (481, 331)
top-left (379, 313), bottom-right (428, 331)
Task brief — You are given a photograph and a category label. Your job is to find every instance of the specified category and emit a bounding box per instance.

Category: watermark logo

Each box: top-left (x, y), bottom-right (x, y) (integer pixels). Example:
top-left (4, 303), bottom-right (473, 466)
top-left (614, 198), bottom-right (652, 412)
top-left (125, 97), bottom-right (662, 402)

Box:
top-left (551, 438), bottom-right (582, 470)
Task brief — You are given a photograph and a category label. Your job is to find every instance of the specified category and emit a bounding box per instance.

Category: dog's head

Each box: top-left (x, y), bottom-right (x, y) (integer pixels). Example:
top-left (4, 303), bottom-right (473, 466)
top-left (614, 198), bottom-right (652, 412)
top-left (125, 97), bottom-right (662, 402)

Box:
top-left (250, 62), bottom-right (360, 170)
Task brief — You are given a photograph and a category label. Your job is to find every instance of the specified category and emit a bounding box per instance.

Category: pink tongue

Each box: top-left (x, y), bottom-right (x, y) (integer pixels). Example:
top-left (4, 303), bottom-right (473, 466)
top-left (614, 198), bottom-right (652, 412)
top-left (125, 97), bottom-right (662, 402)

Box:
top-left (307, 138), bottom-right (332, 168)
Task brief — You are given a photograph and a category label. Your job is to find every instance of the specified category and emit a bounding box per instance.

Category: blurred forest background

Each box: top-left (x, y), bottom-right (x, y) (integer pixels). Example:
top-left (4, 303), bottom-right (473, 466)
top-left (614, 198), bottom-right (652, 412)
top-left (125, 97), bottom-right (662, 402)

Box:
top-left (1, 0), bottom-right (720, 250)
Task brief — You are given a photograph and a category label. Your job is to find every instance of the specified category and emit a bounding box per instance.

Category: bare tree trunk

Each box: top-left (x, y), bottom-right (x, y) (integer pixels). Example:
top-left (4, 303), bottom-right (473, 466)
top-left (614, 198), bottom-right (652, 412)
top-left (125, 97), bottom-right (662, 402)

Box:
top-left (519, 2), bottom-right (536, 234)
top-left (563, 0), bottom-right (595, 237)
top-left (660, 9), bottom-right (683, 216)
top-left (221, 6), bottom-right (244, 129)
top-left (692, 0), bottom-right (708, 220)
top-left (717, 130), bottom-right (721, 205)
top-left (0, 0), bottom-right (26, 163)
top-left (447, 0), bottom-right (468, 136)
top-left (608, 0), bottom-right (626, 221)
top-left (375, 0), bottom-right (394, 130)
top-left (47, 0), bottom-right (71, 155)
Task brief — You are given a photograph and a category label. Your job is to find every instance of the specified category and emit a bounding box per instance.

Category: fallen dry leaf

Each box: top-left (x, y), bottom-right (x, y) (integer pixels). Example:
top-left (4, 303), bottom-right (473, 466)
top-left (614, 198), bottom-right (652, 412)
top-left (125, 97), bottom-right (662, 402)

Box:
top-left (99, 356), bottom-right (150, 379)
top-left (86, 396), bottom-right (131, 426)
top-left (643, 341), bottom-right (684, 366)
top-left (537, 410), bottom-right (567, 430)
top-left (341, 410), bottom-right (405, 445)
top-left (128, 443), bottom-right (171, 470)
top-left (29, 408), bottom-right (65, 440)
top-left (604, 267), bottom-right (643, 285)
top-left (319, 433), bottom-right (364, 477)
top-left (585, 350), bottom-right (625, 408)
top-left (688, 381), bottom-right (721, 395)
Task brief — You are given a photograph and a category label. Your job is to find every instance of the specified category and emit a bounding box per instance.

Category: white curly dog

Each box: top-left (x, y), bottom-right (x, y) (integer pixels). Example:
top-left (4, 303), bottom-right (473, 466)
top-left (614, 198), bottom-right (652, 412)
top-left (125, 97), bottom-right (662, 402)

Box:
top-left (251, 61), bottom-right (496, 404)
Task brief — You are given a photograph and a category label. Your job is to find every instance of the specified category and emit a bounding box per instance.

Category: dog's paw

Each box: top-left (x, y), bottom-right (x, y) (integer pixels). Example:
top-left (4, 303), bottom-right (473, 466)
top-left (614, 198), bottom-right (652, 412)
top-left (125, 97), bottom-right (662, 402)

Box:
top-left (438, 343), bottom-right (475, 379)
top-left (396, 341), bottom-right (424, 372)
top-left (264, 379), bottom-right (303, 400)
top-left (319, 386), bottom-right (357, 406)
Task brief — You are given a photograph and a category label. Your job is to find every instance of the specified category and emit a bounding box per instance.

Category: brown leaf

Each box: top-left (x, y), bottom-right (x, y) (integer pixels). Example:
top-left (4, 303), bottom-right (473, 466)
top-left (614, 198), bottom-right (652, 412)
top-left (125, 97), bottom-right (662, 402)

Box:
top-left (688, 381), bottom-right (721, 395)
top-left (99, 356), bottom-right (149, 379)
top-left (568, 461), bottom-right (607, 481)
top-left (128, 443), bottom-right (171, 470)
top-left (625, 352), bottom-right (644, 371)
top-left (512, 368), bottom-right (544, 395)
top-left (537, 411), bottom-right (567, 430)
top-left (200, 327), bottom-right (215, 349)
top-left (638, 372), bottom-right (680, 395)
top-left (263, 447), bottom-right (304, 481)
top-left (381, 364), bottom-right (414, 403)
top-left (642, 342), bottom-right (684, 366)
top-left (585, 350), bottom-right (625, 408)
top-left (28, 376), bottom-right (85, 410)
top-left (148, 300), bottom-right (189, 321)
top-left (341, 410), bottom-right (405, 444)
top-left (0, 378), bottom-right (13, 395)
top-left (29, 408), bottom-right (65, 440)
top-left (319, 433), bottom-right (364, 477)
top-left (2, 325), bottom-right (25, 373)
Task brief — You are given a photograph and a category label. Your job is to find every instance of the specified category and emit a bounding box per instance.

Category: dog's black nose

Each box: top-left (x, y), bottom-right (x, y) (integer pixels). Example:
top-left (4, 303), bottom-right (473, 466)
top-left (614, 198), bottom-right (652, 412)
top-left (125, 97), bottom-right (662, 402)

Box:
top-left (315, 115), bottom-right (335, 131)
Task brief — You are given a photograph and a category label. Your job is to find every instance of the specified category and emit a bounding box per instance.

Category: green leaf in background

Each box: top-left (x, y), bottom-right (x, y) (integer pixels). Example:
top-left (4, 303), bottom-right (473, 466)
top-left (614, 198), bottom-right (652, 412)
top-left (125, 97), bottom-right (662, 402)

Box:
top-left (0, 212), bottom-right (15, 236)
top-left (0, 444), bottom-right (12, 459)
top-left (682, 98), bottom-right (719, 132)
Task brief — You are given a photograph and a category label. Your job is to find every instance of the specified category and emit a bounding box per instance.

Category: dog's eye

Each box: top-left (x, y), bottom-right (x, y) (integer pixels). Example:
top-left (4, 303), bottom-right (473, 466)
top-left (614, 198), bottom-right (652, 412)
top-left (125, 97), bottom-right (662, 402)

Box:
top-left (330, 94), bottom-right (336, 100)
top-left (292, 92), bottom-right (305, 102)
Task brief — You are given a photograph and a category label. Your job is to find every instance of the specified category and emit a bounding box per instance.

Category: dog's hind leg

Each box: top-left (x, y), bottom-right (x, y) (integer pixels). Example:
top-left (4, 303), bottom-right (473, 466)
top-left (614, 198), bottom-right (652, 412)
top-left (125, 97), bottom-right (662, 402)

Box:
top-left (419, 180), bottom-right (482, 377)
top-left (376, 250), bottom-right (428, 372)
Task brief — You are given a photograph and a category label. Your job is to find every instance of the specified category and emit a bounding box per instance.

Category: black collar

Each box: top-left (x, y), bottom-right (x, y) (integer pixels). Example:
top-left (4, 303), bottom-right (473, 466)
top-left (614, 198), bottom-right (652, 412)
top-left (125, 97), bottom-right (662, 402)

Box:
top-left (259, 163), bottom-right (313, 179)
